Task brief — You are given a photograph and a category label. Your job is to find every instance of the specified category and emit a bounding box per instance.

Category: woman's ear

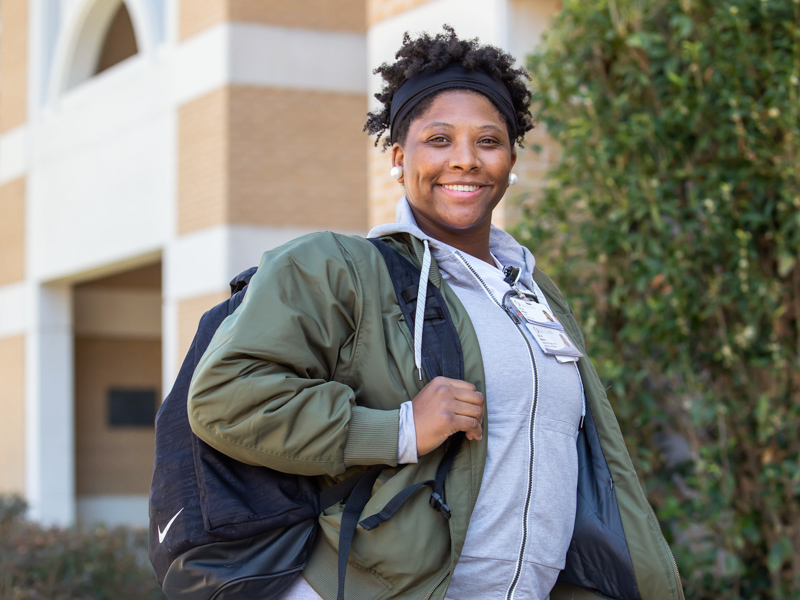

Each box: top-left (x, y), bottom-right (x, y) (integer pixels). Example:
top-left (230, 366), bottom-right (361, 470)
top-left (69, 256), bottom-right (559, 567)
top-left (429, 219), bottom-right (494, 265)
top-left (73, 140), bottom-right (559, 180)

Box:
top-left (510, 147), bottom-right (517, 170)
top-left (391, 143), bottom-right (405, 183)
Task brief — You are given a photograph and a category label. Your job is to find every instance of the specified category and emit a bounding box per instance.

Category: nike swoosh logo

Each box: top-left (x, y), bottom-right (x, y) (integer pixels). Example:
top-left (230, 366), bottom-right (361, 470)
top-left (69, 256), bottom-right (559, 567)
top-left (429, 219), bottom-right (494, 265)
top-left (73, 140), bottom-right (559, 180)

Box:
top-left (158, 507), bottom-right (184, 543)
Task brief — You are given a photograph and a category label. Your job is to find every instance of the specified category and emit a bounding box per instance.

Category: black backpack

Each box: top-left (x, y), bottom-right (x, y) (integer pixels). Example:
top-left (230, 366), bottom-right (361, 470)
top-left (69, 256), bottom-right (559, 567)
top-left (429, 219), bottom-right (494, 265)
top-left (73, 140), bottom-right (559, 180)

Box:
top-left (149, 238), bottom-right (465, 600)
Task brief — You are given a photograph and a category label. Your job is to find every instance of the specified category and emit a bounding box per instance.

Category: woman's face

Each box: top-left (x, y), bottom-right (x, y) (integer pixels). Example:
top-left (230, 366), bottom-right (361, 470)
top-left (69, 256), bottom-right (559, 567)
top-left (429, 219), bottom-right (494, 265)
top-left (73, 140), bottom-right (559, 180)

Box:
top-left (392, 90), bottom-right (516, 245)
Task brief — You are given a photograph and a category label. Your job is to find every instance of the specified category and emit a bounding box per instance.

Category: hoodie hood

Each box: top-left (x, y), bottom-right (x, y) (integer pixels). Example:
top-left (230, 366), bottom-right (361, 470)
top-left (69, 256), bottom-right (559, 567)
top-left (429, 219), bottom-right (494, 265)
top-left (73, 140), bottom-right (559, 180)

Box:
top-left (367, 196), bottom-right (537, 291)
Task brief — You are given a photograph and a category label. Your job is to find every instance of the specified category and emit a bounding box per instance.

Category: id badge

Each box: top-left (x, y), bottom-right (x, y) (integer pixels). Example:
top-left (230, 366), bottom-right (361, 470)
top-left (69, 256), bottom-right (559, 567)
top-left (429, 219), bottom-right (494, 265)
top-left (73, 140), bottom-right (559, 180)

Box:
top-left (556, 354), bottom-right (579, 363)
top-left (527, 324), bottom-right (584, 358)
top-left (510, 296), bottom-right (564, 330)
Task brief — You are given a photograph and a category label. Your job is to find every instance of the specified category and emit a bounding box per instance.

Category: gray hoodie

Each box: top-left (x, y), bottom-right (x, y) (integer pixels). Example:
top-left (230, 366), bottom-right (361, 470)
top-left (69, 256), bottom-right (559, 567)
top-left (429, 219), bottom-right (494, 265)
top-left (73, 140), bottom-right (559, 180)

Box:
top-left (283, 198), bottom-right (584, 600)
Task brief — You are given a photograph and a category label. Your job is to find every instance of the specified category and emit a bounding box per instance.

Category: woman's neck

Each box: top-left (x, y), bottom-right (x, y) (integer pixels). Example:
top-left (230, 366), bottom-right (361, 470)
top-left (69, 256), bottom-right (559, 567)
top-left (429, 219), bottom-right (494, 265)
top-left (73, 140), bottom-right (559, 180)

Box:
top-left (408, 206), bottom-right (495, 266)
top-left (446, 235), bottom-right (494, 265)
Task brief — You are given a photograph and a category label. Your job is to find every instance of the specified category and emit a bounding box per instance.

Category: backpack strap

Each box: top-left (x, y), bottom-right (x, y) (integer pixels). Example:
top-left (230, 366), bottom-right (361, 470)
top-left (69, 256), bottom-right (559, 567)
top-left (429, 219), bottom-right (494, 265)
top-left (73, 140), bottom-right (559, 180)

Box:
top-left (358, 432), bottom-right (463, 530)
top-left (328, 238), bottom-right (466, 600)
top-left (229, 267), bottom-right (257, 294)
top-left (335, 466), bottom-right (384, 600)
top-left (365, 236), bottom-right (466, 515)
top-left (367, 237), bottom-right (464, 382)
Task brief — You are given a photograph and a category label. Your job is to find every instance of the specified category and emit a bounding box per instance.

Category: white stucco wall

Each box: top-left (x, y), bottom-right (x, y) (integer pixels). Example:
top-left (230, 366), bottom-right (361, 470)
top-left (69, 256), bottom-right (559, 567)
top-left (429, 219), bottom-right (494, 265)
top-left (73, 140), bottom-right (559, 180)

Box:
top-left (11, 1), bottom-right (372, 526)
top-left (508, 0), bottom-right (561, 72)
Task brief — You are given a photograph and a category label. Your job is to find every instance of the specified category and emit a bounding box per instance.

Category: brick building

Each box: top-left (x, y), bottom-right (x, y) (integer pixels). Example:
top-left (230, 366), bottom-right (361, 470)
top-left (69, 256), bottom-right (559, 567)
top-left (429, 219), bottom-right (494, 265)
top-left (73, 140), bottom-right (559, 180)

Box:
top-left (0, 0), bottom-right (560, 527)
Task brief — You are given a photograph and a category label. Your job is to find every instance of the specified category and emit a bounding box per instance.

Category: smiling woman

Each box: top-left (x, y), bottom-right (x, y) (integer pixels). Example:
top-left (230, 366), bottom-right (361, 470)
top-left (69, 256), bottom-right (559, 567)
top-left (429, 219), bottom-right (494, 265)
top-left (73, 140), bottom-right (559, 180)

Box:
top-left (391, 90), bottom-right (515, 261)
top-left (186, 26), bottom-right (684, 600)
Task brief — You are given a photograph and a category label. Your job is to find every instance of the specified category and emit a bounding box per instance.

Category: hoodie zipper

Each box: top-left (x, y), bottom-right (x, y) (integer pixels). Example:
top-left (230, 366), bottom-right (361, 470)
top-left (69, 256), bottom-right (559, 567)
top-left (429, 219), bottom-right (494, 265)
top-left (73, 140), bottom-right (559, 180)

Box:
top-left (452, 251), bottom-right (538, 600)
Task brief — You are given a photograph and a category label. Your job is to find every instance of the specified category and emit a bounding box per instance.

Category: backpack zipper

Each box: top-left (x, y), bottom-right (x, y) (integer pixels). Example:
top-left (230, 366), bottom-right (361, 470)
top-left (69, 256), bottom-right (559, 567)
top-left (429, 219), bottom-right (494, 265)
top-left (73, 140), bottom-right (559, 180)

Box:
top-left (452, 251), bottom-right (539, 600)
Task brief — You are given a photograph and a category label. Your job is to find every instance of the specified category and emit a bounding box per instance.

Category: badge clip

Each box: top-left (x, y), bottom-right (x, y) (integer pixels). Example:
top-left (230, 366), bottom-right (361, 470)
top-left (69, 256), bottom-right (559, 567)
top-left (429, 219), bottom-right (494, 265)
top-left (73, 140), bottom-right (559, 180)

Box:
top-left (502, 265), bottom-right (521, 288)
top-left (503, 265), bottom-right (538, 302)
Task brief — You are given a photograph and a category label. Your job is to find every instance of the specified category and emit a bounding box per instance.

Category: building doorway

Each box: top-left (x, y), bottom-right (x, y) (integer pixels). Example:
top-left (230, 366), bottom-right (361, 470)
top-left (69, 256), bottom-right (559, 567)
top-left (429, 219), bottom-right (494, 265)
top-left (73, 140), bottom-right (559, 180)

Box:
top-left (73, 261), bottom-right (161, 527)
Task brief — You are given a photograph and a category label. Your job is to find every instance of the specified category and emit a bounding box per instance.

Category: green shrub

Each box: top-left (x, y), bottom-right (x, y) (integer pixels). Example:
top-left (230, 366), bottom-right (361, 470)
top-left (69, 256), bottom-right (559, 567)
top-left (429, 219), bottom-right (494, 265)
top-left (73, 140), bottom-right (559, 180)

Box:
top-left (521, 1), bottom-right (799, 598)
top-left (0, 496), bottom-right (164, 600)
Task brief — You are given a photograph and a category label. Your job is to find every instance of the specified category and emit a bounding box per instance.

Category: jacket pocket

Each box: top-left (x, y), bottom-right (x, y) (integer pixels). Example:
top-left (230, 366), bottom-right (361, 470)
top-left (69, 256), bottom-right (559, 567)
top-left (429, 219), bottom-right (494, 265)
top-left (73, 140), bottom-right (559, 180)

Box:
top-left (317, 458), bottom-right (451, 583)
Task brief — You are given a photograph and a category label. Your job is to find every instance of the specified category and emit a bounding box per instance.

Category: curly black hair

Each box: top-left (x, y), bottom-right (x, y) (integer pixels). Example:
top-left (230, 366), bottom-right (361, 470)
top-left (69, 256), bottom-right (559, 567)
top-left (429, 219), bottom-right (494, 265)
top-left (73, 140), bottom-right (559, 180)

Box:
top-left (364, 25), bottom-right (535, 150)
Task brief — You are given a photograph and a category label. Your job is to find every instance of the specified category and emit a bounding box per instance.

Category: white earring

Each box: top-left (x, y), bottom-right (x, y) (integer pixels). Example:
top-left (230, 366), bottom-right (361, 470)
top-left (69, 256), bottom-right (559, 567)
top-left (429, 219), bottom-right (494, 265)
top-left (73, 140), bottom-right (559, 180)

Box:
top-left (508, 173), bottom-right (518, 186)
top-left (390, 166), bottom-right (403, 180)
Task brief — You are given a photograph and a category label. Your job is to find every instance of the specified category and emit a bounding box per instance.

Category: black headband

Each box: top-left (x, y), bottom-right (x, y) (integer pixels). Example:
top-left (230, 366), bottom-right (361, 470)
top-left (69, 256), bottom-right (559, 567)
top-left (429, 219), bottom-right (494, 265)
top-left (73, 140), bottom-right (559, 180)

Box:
top-left (389, 63), bottom-right (517, 144)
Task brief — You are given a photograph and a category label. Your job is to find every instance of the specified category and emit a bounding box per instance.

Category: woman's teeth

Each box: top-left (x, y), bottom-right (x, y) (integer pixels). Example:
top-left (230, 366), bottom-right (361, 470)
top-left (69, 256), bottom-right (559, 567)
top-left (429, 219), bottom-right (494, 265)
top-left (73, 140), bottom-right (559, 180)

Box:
top-left (442, 184), bottom-right (480, 192)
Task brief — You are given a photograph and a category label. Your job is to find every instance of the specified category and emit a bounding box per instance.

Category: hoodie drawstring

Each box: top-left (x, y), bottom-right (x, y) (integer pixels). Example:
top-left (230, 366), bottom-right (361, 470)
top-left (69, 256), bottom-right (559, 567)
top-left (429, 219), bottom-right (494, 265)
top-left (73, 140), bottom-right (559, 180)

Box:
top-left (414, 239), bottom-right (431, 380)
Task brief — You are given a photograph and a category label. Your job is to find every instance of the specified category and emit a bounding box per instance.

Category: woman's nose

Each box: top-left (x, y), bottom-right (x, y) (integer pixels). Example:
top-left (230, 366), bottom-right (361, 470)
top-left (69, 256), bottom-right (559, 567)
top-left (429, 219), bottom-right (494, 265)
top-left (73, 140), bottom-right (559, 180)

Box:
top-left (448, 139), bottom-right (480, 172)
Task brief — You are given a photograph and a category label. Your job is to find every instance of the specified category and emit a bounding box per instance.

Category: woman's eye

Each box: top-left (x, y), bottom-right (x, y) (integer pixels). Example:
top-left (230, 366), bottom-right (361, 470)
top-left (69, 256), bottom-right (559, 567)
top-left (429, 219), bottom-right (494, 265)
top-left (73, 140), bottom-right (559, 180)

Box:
top-left (479, 137), bottom-right (500, 145)
top-left (429, 135), bottom-right (448, 143)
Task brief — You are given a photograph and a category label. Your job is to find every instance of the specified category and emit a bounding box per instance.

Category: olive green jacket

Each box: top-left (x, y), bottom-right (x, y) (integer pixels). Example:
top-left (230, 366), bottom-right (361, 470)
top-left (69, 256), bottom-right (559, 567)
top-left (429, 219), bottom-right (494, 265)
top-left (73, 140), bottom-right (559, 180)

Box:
top-left (187, 232), bottom-right (683, 600)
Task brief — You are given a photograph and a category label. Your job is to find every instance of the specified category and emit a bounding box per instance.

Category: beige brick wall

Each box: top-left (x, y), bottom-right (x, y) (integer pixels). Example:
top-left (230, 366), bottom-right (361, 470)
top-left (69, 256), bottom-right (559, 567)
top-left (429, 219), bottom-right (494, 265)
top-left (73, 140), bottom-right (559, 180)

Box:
top-left (0, 335), bottom-right (25, 496)
top-left (179, 0), bottom-right (227, 42)
top-left (0, 177), bottom-right (25, 285)
top-left (367, 0), bottom-right (433, 26)
top-left (180, 0), bottom-right (366, 41)
top-left (75, 337), bottom-right (161, 495)
top-left (228, 86), bottom-right (368, 231)
top-left (179, 86), bottom-right (369, 235)
top-left (177, 291), bottom-right (230, 370)
top-left (178, 88), bottom-right (229, 235)
top-left (230, 0), bottom-right (366, 32)
top-left (497, 123), bottom-right (561, 230)
top-left (367, 142), bottom-right (401, 229)
top-left (0, 0), bottom-right (28, 133)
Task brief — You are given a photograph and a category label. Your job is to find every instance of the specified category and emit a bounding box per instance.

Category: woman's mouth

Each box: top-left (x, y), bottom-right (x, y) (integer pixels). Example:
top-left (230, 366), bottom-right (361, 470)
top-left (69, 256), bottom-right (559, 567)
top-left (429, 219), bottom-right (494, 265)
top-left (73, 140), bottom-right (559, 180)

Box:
top-left (440, 184), bottom-right (482, 192)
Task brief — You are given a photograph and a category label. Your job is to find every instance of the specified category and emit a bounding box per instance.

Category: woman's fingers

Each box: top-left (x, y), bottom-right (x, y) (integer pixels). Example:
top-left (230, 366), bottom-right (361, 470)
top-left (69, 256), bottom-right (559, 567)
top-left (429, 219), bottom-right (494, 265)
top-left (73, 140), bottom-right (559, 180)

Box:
top-left (411, 376), bottom-right (485, 456)
top-left (452, 414), bottom-right (483, 439)
top-left (451, 387), bottom-right (484, 409)
top-left (448, 394), bottom-right (483, 420)
top-left (445, 377), bottom-right (478, 391)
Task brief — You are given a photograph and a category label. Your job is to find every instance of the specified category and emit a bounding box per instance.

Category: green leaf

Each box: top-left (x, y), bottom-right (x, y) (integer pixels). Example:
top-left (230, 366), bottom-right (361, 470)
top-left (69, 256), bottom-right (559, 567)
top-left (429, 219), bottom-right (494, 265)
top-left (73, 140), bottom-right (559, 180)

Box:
top-left (666, 70), bottom-right (685, 88)
top-left (777, 253), bottom-right (796, 277)
top-left (767, 537), bottom-right (793, 573)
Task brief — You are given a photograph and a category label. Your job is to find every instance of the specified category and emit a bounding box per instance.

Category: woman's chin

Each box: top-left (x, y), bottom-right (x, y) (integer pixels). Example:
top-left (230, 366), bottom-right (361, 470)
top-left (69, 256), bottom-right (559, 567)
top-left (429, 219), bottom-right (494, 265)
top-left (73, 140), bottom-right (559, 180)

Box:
top-left (436, 218), bottom-right (491, 236)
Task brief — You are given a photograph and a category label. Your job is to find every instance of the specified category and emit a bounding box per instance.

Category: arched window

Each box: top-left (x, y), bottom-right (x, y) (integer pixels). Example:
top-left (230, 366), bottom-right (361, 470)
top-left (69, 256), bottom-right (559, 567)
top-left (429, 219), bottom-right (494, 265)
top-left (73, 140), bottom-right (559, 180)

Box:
top-left (62, 0), bottom-right (140, 91)
top-left (94, 3), bottom-right (138, 75)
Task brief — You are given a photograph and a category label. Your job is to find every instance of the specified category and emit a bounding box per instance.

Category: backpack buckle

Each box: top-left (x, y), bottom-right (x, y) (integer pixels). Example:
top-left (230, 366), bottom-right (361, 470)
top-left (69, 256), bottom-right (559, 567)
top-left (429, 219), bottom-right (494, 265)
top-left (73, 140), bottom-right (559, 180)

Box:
top-left (429, 492), bottom-right (451, 519)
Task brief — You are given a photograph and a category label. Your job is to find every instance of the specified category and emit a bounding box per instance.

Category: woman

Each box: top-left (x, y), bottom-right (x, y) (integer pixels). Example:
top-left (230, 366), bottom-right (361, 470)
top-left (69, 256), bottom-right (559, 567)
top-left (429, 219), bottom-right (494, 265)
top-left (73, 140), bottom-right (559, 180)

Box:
top-left (188, 27), bottom-right (683, 600)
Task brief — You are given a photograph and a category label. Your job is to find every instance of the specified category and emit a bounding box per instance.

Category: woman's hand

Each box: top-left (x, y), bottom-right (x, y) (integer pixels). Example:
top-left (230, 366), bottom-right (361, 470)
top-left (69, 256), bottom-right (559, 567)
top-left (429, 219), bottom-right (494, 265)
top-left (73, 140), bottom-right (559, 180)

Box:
top-left (412, 377), bottom-right (484, 457)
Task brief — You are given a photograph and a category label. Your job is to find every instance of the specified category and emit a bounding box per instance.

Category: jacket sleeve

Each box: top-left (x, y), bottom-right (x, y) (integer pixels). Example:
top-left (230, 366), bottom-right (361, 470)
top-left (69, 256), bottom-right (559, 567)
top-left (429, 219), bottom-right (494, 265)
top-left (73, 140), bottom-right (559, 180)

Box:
top-left (187, 233), bottom-right (400, 477)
